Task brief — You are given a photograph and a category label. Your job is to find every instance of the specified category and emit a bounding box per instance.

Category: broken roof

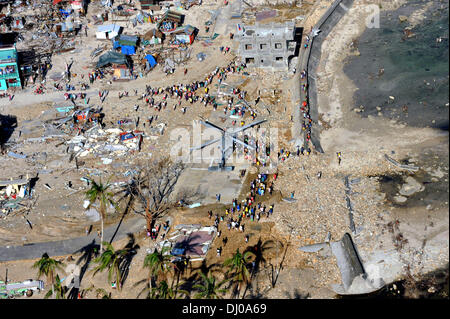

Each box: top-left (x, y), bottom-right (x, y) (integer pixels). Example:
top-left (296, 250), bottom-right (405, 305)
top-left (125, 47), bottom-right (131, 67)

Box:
top-left (167, 24), bottom-right (196, 35)
top-left (169, 226), bottom-right (216, 258)
top-left (0, 178), bottom-right (30, 187)
top-left (116, 34), bottom-right (139, 46)
top-left (143, 29), bottom-right (164, 40)
top-left (96, 50), bottom-right (130, 68)
top-left (160, 10), bottom-right (184, 22)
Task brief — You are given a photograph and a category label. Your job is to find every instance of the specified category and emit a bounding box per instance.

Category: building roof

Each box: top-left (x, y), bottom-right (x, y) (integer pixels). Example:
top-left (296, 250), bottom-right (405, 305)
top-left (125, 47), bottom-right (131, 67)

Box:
top-left (97, 24), bottom-right (121, 34)
top-left (158, 10), bottom-right (184, 24)
top-left (117, 34), bottom-right (139, 46)
top-left (96, 50), bottom-right (129, 68)
top-left (169, 24), bottom-right (196, 35)
top-left (0, 46), bottom-right (17, 62)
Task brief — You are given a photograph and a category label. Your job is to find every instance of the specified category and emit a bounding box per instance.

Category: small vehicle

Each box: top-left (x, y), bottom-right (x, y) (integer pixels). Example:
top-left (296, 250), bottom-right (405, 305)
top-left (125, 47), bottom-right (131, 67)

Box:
top-left (0, 279), bottom-right (44, 298)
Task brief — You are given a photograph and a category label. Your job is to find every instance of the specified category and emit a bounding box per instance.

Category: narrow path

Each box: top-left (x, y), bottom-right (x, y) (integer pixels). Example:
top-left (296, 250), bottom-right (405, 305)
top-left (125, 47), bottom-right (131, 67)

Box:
top-left (0, 217), bottom-right (146, 262)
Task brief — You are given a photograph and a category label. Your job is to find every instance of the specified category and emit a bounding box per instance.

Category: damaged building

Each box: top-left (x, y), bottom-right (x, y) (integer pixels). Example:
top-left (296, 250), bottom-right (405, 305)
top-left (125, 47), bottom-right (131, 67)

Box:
top-left (235, 21), bottom-right (297, 70)
top-left (0, 44), bottom-right (21, 90)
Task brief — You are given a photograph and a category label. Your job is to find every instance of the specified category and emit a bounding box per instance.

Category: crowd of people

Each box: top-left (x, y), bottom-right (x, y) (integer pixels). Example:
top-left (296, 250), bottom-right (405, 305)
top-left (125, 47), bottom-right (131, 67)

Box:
top-left (131, 60), bottom-right (252, 120)
top-left (211, 172), bottom-right (277, 257)
top-left (299, 33), bottom-right (314, 154)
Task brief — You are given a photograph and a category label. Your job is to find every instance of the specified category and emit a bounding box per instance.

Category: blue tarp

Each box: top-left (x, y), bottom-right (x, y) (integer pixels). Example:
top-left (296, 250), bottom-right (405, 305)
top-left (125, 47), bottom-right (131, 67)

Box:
top-left (59, 9), bottom-right (71, 18)
top-left (171, 247), bottom-right (186, 256)
top-left (113, 41), bottom-right (120, 49)
top-left (121, 45), bottom-right (135, 55)
top-left (145, 54), bottom-right (157, 67)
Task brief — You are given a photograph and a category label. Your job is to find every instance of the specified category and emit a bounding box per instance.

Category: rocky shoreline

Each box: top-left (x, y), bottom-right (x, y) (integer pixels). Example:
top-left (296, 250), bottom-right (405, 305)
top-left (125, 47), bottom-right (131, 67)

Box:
top-left (300, 0), bottom-right (449, 297)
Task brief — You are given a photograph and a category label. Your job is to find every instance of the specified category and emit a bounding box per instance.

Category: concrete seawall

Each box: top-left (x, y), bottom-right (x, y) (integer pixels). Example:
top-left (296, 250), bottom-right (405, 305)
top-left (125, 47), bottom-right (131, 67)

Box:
top-left (301, 0), bottom-right (355, 153)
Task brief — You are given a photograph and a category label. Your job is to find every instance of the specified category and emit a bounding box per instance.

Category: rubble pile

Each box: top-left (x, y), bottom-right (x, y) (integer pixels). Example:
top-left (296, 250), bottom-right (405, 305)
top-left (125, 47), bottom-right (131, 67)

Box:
top-left (66, 125), bottom-right (143, 159)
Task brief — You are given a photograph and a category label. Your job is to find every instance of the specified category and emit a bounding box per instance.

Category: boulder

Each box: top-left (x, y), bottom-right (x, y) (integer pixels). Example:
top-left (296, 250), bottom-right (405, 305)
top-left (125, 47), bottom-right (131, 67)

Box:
top-left (399, 176), bottom-right (424, 196)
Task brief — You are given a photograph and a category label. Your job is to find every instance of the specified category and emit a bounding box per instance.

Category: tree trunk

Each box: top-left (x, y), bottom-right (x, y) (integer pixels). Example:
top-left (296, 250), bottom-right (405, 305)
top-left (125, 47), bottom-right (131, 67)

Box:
top-left (50, 272), bottom-right (55, 299)
top-left (147, 273), bottom-right (155, 299)
top-left (146, 199), bottom-right (153, 248)
top-left (146, 199), bottom-right (152, 232)
top-left (100, 215), bottom-right (104, 253)
top-left (100, 203), bottom-right (105, 253)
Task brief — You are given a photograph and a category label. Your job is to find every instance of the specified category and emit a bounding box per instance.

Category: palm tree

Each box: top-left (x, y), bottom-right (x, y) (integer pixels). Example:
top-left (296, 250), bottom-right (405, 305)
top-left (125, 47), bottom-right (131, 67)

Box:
top-left (147, 280), bottom-right (189, 299)
top-left (81, 285), bottom-right (111, 299)
top-left (32, 253), bottom-right (64, 298)
top-left (85, 178), bottom-right (116, 253)
top-left (44, 275), bottom-right (66, 299)
top-left (224, 248), bottom-right (255, 298)
top-left (193, 272), bottom-right (228, 299)
top-left (143, 246), bottom-right (172, 289)
top-left (92, 242), bottom-right (127, 291)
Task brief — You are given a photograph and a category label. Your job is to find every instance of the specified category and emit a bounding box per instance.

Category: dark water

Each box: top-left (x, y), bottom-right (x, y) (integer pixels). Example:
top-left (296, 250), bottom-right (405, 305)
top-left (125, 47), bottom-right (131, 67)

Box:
top-left (339, 265), bottom-right (449, 299)
top-left (344, 0), bottom-right (449, 130)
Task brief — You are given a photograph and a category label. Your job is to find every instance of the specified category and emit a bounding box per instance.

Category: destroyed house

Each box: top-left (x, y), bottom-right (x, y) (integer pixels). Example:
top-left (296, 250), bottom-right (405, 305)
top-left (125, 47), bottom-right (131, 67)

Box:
top-left (138, 0), bottom-right (164, 10)
top-left (0, 45), bottom-right (21, 90)
top-left (0, 177), bottom-right (31, 201)
top-left (0, 177), bottom-right (33, 217)
top-left (96, 51), bottom-right (130, 68)
top-left (168, 24), bottom-right (196, 45)
top-left (235, 21), bottom-right (297, 70)
top-left (70, 0), bottom-right (87, 11)
top-left (112, 64), bottom-right (133, 80)
top-left (167, 225), bottom-right (217, 260)
top-left (96, 24), bottom-right (122, 40)
top-left (55, 21), bottom-right (81, 34)
top-left (113, 34), bottom-right (139, 55)
top-left (157, 11), bottom-right (184, 33)
top-left (142, 29), bottom-right (164, 46)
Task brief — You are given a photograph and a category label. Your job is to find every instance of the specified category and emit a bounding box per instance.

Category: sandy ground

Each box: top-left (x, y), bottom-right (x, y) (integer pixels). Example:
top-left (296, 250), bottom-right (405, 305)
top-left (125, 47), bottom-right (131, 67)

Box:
top-left (272, 0), bottom-right (449, 294)
top-left (0, 0), bottom-right (320, 299)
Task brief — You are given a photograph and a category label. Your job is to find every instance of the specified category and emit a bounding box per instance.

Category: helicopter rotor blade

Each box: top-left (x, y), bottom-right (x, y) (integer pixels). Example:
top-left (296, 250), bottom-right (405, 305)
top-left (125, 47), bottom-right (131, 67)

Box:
top-left (190, 138), bottom-right (221, 151)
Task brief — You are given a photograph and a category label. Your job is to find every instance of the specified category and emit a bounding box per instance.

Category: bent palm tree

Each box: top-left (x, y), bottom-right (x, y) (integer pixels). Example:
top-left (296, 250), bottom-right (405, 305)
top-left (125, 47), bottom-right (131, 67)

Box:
top-left (32, 253), bottom-right (64, 298)
top-left (193, 272), bottom-right (228, 299)
top-left (85, 178), bottom-right (116, 253)
top-left (224, 248), bottom-right (255, 298)
top-left (92, 242), bottom-right (127, 291)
